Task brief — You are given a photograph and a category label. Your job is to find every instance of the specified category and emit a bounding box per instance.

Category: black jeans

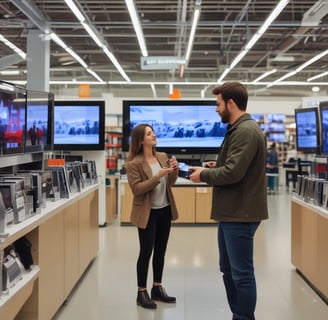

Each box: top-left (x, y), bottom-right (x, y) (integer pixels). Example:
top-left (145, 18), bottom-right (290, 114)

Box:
top-left (137, 205), bottom-right (171, 288)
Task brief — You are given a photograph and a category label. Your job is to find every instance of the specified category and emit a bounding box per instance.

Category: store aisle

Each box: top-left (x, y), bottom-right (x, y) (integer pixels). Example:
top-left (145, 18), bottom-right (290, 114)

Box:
top-left (53, 192), bottom-right (328, 320)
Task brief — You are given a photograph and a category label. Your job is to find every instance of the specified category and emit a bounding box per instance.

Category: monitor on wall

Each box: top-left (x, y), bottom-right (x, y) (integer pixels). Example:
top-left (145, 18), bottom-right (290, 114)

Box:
top-left (25, 90), bottom-right (54, 152)
top-left (295, 107), bottom-right (319, 154)
top-left (319, 102), bottom-right (328, 155)
top-left (122, 100), bottom-right (228, 154)
top-left (53, 100), bottom-right (105, 151)
top-left (0, 81), bottom-right (26, 155)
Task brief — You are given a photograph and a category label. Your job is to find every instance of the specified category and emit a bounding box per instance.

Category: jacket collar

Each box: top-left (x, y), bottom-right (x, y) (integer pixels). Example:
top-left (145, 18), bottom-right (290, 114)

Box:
top-left (227, 113), bottom-right (251, 133)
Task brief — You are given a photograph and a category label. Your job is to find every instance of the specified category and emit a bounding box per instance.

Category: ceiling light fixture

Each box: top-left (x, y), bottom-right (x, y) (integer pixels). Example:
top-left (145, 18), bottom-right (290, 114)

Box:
top-left (65, 0), bottom-right (130, 82)
top-left (217, 0), bottom-right (289, 83)
top-left (307, 70), bottom-right (328, 82)
top-left (0, 34), bottom-right (26, 59)
top-left (102, 47), bottom-right (131, 82)
top-left (185, 5), bottom-right (201, 64)
top-left (125, 0), bottom-right (148, 57)
top-left (252, 69), bottom-right (277, 83)
top-left (0, 70), bottom-right (20, 75)
top-left (81, 22), bottom-right (103, 48)
top-left (268, 49), bottom-right (328, 88)
top-left (64, 0), bottom-right (85, 22)
top-left (150, 84), bottom-right (157, 98)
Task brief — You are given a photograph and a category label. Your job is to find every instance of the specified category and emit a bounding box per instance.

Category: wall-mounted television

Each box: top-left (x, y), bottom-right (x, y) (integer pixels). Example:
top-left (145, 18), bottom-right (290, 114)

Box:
top-left (53, 100), bottom-right (105, 151)
top-left (268, 132), bottom-right (286, 143)
top-left (319, 102), bottom-right (328, 155)
top-left (267, 113), bottom-right (285, 123)
top-left (25, 90), bottom-right (54, 153)
top-left (122, 100), bottom-right (228, 154)
top-left (0, 81), bottom-right (26, 155)
top-left (295, 107), bottom-right (319, 154)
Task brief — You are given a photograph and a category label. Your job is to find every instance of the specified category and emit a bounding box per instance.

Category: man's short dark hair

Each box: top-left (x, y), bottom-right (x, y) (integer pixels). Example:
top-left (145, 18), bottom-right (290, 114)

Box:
top-left (212, 82), bottom-right (248, 111)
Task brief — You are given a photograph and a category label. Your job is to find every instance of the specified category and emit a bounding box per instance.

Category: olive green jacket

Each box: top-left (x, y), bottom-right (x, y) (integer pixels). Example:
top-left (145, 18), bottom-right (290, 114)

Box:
top-left (126, 152), bottom-right (179, 228)
top-left (200, 113), bottom-right (269, 222)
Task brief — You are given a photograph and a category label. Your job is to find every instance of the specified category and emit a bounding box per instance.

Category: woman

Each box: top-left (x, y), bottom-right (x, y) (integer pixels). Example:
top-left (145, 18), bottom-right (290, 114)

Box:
top-left (126, 123), bottom-right (179, 309)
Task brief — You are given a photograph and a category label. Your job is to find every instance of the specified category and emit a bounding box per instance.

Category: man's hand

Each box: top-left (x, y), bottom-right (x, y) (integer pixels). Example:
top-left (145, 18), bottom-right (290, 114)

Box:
top-left (189, 166), bottom-right (204, 183)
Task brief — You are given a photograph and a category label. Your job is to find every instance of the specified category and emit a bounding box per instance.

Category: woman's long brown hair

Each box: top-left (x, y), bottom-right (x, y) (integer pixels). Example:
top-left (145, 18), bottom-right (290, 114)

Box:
top-left (127, 123), bottom-right (156, 161)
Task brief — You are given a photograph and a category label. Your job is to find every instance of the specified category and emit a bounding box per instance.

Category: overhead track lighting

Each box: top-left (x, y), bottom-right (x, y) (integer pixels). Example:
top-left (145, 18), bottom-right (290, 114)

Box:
top-left (185, 4), bottom-right (201, 64)
top-left (307, 71), bottom-right (328, 82)
top-left (252, 69), bottom-right (277, 83)
top-left (0, 34), bottom-right (26, 59)
top-left (64, 0), bottom-right (130, 81)
top-left (125, 0), bottom-right (148, 57)
top-left (268, 49), bottom-right (328, 88)
top-left (217, 0), bottom-right (290, 83)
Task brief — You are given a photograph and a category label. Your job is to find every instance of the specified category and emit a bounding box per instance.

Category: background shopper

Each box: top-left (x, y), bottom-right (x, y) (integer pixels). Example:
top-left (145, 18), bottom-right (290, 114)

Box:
top-left (126, 123), bottom-right (179, 309)
top-left (189, 82), bottom-right (269, 320)
top-left (266, 142), bottom-right (279, 193)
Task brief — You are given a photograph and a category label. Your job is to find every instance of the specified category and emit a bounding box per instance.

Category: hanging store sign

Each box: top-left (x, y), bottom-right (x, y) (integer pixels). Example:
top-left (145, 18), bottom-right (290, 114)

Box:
top-left (141, 56), bottom-right (185, 70)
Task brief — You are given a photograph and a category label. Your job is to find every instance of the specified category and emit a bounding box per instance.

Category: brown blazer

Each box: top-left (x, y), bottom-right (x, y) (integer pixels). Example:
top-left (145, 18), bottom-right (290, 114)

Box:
top-left (126, 152), bottom-right (179, 229)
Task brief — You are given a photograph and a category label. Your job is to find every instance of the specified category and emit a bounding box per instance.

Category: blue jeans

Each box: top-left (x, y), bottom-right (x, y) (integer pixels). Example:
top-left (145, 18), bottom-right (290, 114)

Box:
top-left (218, 222), bottom-right (260, 320)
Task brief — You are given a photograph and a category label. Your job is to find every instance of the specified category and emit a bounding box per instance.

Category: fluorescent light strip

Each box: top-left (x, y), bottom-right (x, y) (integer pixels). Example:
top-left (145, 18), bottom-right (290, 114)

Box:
top-left (185, 6), bottom-right (201, 63)
top-left (252, 69), bottom-right (277, 83)
top-left (65, 0), bottom-right (85, 22)
top-left (103, 47), bottom-right (131, 82)
top-left (0, 70), bottom-right (20, 75)
top-left (82, 22), bottom-right (103, 48)
top-left (268, 49), bottom-right (328, 87)
top-left (125, 0), bottom-right (148, 57)
top-left (0, 34), bottom-right (26, 59)
top-left (86, 68), bottom-right (105, 82)
top-left (308, 71), bottom-right (328, 82)
top-left (65, 0), bottom-right (130, 82)
top-left (217, 0), bottom-right (289, 83)
top-left (65, 47), bottom-right (88, 69)
top-left (50, 32), bottom-right (104, 81)
top-left (150, 84), bottom-right (157, 98)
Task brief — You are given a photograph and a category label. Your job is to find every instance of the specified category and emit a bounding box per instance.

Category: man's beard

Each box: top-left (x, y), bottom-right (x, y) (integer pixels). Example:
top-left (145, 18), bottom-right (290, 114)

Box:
top-left (220, 107), bottom-right (230, 123)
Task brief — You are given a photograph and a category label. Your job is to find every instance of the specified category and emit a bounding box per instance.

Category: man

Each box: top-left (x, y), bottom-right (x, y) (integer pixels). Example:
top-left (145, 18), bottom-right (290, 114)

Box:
top-left (189, 82), bottom-right (268, 320)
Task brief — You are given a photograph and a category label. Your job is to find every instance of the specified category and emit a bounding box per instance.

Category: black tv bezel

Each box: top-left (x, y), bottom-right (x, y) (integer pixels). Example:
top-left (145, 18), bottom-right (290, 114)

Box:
top-left (319, 102), bottom-right (328, 155)
top-left (25, 90), bottom-right (54, 153)
top-left (52, 100), bottom-right (105, 151)
top-left (294, 107), bottom-right (320, 154)
top-left (122, 99), bottom-right (226, 155)
top-left (0, 81), bottom-right (26, 156)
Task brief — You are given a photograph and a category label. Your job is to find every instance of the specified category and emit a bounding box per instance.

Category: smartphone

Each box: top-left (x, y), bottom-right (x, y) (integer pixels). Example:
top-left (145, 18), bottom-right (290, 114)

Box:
top-left (165, 159), bottom-right (171, 167)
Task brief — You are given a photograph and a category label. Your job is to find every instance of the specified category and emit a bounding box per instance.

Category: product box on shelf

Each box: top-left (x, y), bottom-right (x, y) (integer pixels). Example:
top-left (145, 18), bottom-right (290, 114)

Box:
top-left (0, 181), bottom-right (26, 224)
top-left (41, 170), bottom-right (60, 201)
top-left (65, 162), bottom-right (84, 193)
top-left (0, 193), bottom-right (8, 238)
top-left (46, 166), bottom-right (69, 199)
top-left (2, 246), bottom-right (25, 292)
top-left (0, 176), bottom-right (34, 219)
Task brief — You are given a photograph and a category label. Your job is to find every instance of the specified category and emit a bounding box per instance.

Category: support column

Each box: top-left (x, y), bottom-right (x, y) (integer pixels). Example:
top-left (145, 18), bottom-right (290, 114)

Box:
top-left (26, 29), bottom-right (50, 91)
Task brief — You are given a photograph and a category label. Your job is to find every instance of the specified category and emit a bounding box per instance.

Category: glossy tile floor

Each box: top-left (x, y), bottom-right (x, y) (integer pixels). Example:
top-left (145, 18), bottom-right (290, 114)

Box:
top-left (53, 191), bottom-right (328, 320)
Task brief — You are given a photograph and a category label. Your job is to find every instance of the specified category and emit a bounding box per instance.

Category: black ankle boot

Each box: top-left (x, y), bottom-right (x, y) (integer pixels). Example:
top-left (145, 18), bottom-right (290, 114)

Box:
top-left (151, 285), bottom-right (176, 303)
top-left (137, 290), bottom-right (157, 309)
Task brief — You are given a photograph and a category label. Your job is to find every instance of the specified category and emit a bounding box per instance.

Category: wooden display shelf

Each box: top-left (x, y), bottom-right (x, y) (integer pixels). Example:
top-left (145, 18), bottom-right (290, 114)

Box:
top-left (0, 266), bottom-right (40, 320)
top-left (119, 179), bottom-right (214, 225)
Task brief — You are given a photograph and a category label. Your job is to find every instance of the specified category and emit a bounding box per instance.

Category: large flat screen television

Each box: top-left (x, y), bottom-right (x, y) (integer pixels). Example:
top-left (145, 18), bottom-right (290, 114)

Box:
top-left (319, 102), bottom-right (328, 155)
top-left (53, 100), bottom-right (105, 151)
top-left (295, 107), bottom-right (319, 154)
top-left (0, 81), bottom-right (26, 155)
top-left (25, 90), bottom-right (54, 152)
top-left (122, 100), bottom-right (228, 154)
